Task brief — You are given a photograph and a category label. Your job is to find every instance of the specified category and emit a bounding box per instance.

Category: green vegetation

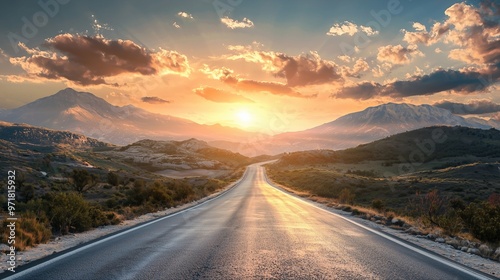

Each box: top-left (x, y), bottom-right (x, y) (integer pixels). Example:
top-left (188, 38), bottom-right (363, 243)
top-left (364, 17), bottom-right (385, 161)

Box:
top-left (0, 133), bottom-right (247, 251)
top-left (267, 126), bottom-right (500, 245)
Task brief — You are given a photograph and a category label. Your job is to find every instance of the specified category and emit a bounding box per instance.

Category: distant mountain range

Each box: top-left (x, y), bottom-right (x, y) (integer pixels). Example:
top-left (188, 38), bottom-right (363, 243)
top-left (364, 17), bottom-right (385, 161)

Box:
top-left (248, 102), bottom-right (499, 155)
top-left (275, 126), bottom-right (500, 168)
top-left (1, 88), bottom-right (498, 155)
top-left (0, 88), bottom-right (260, 145)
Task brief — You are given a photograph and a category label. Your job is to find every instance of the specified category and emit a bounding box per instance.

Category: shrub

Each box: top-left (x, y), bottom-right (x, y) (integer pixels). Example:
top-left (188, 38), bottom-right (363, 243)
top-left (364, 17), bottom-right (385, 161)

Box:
top-left (46, 192), bottom-right (93, 234)
top-left (107, 172), bottom-right (119, 186)
top-left (372, 199), bottom-right (385, 212)
top-left (168, 181), bottom-right (195, 202)
top-left (70, 169), bottom-right (97, 193)
top-left (1, 212), bottom-right (51, 251)
top-left (338, 188), bottom-right (355, 204)
top-left (437, 209), bottom-right (462, 236)
top-left (460, 202), bottom-right (500, 243)
top-left (126, 180), bottom-right (173, 209)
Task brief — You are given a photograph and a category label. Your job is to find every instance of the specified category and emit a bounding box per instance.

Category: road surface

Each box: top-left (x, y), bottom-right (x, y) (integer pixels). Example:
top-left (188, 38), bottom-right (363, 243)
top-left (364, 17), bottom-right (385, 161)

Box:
top-left (4, 163), bottom-right (495, 279)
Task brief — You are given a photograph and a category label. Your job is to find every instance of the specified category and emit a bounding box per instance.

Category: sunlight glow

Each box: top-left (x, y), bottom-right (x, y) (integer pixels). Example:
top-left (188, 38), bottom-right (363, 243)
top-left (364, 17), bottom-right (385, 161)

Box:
top-left (236, 110), bottom-right (253, 127)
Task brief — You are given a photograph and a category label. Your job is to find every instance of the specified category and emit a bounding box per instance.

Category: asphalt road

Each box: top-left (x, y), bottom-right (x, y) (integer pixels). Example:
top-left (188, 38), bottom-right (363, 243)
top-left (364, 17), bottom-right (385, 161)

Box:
top-left (4, 163), bottom-right (496, 279)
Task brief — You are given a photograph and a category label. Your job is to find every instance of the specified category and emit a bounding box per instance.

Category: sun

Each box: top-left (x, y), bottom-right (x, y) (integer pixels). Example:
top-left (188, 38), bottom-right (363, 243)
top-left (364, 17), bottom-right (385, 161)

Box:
top-left (236, 110), bottom-right (253, 127)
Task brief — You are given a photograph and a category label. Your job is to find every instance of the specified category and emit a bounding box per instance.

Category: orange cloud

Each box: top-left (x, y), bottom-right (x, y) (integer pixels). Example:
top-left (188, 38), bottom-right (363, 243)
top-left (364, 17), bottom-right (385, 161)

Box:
top-left (193, 87), bottom-right (254, 103)
top-left (200, 65), bottom-right (316, 98)
top-left (377, 44), bottom-right (423, 65)
top-left (9, 34), bottom-right (190, 86)
top-left (226, 46), bottom-right (343, 87)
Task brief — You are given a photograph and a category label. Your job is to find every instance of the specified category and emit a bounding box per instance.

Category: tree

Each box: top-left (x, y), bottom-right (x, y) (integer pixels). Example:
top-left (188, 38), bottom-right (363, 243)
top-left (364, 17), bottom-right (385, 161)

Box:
top-left (70, 169), bottom-right (97, 193)
top-left (107, 171), bottom-right (119, 186)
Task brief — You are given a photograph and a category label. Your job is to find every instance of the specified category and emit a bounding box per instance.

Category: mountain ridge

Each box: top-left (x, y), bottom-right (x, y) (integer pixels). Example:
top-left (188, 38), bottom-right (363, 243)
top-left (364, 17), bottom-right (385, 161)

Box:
top-left (250, 102), bottom-right (496, 155)
top-left (0, 88), bottom-right (260, 145)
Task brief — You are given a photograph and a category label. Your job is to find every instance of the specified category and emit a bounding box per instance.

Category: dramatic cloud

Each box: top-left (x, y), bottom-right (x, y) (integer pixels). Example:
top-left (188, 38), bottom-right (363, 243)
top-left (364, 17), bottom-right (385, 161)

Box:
top-left (336, 66), bottom-right (498, 100)
top-left (193, 87), bottom-right (254, 103)
top-left (200, 65), bottom-right (315, 98)
top-left (177, 12), bottom-right (193, 19)
top-left (220, 17), bottom-right (254, 29)
top-left (9, 34), bottom-right (190, 85)
top-left (326, 21), bottom-right (378, 36)
top-left (402, 2), bottom-right (499, 66)
top-left (434, 100), bottom-right (500, 115)
top-left (141, 96), bottom-right (170, 104)
top-left (226, 46), bottom-right (342, 87)
top-left (377, 44), bottom-right (423, 65)
top-left (335, 2), bottom-right (500, 100)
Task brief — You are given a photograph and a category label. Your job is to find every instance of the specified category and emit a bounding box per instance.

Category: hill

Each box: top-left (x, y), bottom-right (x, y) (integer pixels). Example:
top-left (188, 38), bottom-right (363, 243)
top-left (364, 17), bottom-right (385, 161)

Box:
top-left (275, 126), bottom-right (500, 167)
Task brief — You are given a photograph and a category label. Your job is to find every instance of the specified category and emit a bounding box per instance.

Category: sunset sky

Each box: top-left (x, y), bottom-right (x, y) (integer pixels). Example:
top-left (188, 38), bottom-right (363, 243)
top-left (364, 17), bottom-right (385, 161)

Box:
top-left (0, 0), bottom-right (498, 134)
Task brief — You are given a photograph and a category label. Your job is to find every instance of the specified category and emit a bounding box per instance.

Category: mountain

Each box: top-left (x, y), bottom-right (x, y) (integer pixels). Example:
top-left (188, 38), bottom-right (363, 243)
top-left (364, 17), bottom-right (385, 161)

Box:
top-left (252, 103), bottom-right (494, 155)
top-left (0, 121), bottom-right (111, 148)
top-left (0, 88), bottom-right (261, 145)
top-left (275, 126), bottom-right (500, 167)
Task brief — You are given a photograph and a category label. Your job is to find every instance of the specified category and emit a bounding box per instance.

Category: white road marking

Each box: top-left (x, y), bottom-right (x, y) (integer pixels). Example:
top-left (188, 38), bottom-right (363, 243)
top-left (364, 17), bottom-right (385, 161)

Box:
top-left (262, 168), bottom-right (496, 280)
top-left (3, 167), bottom-right (251, 280)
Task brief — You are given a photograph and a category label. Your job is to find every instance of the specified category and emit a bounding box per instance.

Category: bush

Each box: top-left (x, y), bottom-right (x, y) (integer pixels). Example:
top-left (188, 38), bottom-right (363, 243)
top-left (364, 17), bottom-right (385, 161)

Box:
top-left (436, 209), bottom-right (462, 236)
top-left (460, 202), bottom-right (500, 243)
top-left (46, 192), bottom-right (93, 234)
top-left (338, 188), bottom-right (355, 204)
top-left (107, 172), bottom-right (119, 186)
top-left (70, 169), bottom-right (97, 193)
top-left (372, 199), bottom-right (385, 212)
top-left (126, 180), bottom-right (173, 209)
top-left (1, 212), bottom-right (51, 251)
top-left (168, 181), bottom-right (195, 202)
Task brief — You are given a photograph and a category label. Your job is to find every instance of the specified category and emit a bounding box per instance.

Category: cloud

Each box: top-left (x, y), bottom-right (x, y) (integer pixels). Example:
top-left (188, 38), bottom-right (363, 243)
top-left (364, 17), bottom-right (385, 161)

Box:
top-left (226, 46), bottom-right (342, 87)
top-left (200, 64), bottom-right (315, 98)
top-left (8, 34), bottom-right (191, 86)
top-left (341, 58), bottom-right (370, 78)
top-left (0, 48), bottom-right (8, 62)
top-left (326, 21), bottom-right (378, 36)
top-left (141, 96), bottom-right (170, 104)
top-left (177, 12), bottom-right (193, 19)
top-left (402, 2), bottom-right (499, 67)
top-left (337, 55), bottom-right (351, 63)
top-left (193, 87), bottom-right (254, 103)
top-left (173, 22), bottom-right (180, 29)
top-left (492, 113), bottom-right (500, 121)
top-left (335, 66), bottom-right (499, 100)
top-left (220, 17), bottom-right (254, 29)
top-left (336, 2), bottom-right (499, 100)
top-left (412, 22), bottom-right (427, 32)
top-left (377, 44), bottom-right (424, 65)
top-left (434, 100), bottom-right (500, 115)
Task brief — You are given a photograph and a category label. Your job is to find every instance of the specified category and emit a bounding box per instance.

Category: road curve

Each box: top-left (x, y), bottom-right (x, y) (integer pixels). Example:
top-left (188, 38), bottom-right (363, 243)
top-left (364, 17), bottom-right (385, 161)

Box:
top-left (3, 163), bottom-right (496, 279)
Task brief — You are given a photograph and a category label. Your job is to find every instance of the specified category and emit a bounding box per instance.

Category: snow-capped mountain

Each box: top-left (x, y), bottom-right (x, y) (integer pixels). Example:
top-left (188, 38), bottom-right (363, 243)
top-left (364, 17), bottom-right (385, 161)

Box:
top-left (256, 103), bottom-right (494, 154)
top-left (0, 88), bottom-right (260, 145)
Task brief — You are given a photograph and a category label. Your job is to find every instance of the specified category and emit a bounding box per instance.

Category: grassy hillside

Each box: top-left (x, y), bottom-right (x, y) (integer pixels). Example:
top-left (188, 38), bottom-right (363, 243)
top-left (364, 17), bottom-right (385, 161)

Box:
top-left (276, 126), bottom-right (500, 166)
top-left (267, 126), bottom-right (500, 245)
top-left (0, 123), bottom-right (248, 251)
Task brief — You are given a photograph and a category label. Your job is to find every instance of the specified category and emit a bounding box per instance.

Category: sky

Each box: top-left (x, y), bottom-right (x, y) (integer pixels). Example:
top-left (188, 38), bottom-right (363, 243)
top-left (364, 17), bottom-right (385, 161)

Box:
top-left (0, 0), bottom-right (498, 134)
